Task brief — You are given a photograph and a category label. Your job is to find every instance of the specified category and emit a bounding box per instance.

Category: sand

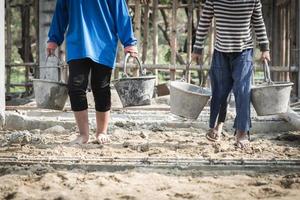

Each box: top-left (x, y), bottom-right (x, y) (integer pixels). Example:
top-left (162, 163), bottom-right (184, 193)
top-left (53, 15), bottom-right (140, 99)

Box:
top-left (0, 166), bottom-right (299, 200)
top-left (0, 125), bottom-right (300, 200)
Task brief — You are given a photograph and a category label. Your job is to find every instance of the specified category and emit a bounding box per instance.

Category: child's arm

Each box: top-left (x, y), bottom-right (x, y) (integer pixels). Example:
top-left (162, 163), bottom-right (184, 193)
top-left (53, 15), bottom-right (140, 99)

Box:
top-left (48, 0), bottom-right (69, 47)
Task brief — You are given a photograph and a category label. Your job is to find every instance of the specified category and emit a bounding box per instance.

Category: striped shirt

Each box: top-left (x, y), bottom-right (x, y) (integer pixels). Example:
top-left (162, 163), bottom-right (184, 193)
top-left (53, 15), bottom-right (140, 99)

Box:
top-left (193, 0), bottom-right (269, 54)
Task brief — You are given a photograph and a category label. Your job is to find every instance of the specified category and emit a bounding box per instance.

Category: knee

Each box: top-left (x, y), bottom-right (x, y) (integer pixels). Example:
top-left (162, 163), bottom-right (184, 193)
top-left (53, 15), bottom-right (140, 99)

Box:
top-left (68, 74), bottom-right (88, 96)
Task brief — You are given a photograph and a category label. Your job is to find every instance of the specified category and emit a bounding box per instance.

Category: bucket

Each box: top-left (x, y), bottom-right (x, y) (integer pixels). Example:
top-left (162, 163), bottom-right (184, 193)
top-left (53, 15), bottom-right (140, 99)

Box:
top-left (33, 55), bottom-right (68, 110)
top-left (251, 61), bottom-right (294, 116)
top-left (114, 54), bottom-right (156, 107)
top-left (33, 79), bottom-right (68, 110)
top-left (170, 62), bottom-right (211, 119)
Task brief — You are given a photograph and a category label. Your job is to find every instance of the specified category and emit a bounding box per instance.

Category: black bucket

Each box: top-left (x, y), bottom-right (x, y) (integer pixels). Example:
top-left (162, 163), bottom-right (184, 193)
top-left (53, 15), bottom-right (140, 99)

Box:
top-left (114, 54), bottom-right (156, 107)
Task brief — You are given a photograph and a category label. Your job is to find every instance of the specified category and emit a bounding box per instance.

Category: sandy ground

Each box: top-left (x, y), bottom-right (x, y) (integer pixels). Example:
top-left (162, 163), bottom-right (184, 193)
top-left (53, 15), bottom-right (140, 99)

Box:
top-left (0, 125), bottom-right (299, 160)
top-left (0, 125), bottom-right (300, 199)
top-left (0, 165), bottom-right (299, 200)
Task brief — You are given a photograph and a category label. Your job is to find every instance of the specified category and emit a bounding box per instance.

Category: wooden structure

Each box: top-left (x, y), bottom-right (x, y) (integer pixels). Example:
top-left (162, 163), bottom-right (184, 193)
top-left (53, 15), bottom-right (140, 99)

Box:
top-left (4, 0), bottom-right (300, 101)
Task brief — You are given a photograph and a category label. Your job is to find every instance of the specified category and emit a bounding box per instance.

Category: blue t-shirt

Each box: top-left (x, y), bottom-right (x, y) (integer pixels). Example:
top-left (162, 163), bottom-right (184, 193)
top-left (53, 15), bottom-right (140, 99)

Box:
top-left (48, 0), bottom-right (137, 68)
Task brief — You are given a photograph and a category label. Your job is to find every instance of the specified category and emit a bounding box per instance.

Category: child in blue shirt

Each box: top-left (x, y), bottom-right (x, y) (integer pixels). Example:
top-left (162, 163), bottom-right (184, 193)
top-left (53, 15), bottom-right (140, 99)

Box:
top-left (47, 0), bottom-right (138, 144)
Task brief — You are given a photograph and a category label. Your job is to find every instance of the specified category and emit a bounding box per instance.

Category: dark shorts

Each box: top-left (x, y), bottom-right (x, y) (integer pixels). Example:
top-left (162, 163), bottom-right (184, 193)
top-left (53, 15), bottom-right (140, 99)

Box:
top-left (68, 58), bottom-right (112, 112)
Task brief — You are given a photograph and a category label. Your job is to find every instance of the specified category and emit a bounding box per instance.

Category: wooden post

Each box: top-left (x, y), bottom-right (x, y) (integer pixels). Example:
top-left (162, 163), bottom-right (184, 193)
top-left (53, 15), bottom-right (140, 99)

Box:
top-left (186, 0), bottom-right (193, 83)
top-left (35, 0), bottom-right (39, 79)
top-left (21, 1), bottom-right (31, 94)
top-left (271, 0), bottom-right (279, 81)
top-left (0, 0), bottom-right (5, 126)
top-left (152, 0), bottom-right (159, 83)
top-left (133, 0), bottom-right (141, 77)
top-left (286, 5), bottom-right (290, 82)
top-left (5, 0), bottom-right (12, 94)
top-left (141, 2), bottom-right (150, 64)
top-left (170, 0), bottom-right (178, 81)
top-left (298, 0), bottom-right (300, 99)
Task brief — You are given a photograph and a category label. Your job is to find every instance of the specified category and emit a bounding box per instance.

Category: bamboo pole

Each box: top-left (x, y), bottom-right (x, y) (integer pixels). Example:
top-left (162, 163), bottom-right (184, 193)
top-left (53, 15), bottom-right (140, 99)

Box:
top-left (141, 2), bottom-right (150, 64)
top-left (152, 0), bottom-right (159, 84)
top-left (170, 0), bottom-right (178, 81)
top-left (5, 0), bottom-right (12, 94)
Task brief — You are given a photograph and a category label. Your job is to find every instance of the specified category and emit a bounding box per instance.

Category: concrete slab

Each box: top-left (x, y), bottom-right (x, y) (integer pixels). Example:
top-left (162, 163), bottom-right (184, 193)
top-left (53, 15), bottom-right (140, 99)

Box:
top-left (4, 108), bottom-right (296, 133)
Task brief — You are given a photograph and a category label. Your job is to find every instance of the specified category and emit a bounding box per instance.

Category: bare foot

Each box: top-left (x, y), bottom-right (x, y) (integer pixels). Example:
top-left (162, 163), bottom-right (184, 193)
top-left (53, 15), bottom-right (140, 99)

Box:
top-left (96, 133), bottom-right (111, 144)
top-left (206, 128), bottom-right (221, 142)
top-left (69, 135), bottom-right (89, 145)
top-left (235, 131), bottom-right (250, 149)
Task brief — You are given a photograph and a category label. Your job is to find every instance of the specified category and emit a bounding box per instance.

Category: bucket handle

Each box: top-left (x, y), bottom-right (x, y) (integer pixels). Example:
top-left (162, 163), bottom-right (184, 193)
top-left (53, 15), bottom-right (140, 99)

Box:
top-left (123, 53), bottom-right (145, 78)
top-left (41, 55), bottom-right (66, 82)
top-left (262, 60), bottom-right (273, 84)
top-left (183, 61), bottom-right (204, 86)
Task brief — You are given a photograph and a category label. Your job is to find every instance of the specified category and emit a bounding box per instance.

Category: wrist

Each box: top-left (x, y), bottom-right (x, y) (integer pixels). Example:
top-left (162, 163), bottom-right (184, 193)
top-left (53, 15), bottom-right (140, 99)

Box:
top-left (47, 42), bottom-right (58, 49)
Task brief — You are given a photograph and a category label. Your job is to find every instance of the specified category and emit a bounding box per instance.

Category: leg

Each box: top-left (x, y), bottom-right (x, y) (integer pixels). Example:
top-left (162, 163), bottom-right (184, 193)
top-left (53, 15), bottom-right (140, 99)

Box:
top-left (91, 62), bottom-right (112, 144)
top-left (207, 50), bottom-right (233, 141)
top-left (215, 94), bottom-right (231, 135)
top-left (231, 49), bottom-right (253, 148)
top-left (68, 58), bottom-right (91, 144)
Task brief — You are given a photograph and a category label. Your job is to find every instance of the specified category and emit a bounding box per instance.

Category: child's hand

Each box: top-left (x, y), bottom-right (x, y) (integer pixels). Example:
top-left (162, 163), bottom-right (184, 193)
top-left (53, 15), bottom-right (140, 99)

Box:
top-left (124, 46), bottom-right (138, 57)
top-left (47, 42), bottom-right (58, 56)
top-left (192, 53), bottom-right (202, 63)
top-left (261, 51), bottom-right (271, 62)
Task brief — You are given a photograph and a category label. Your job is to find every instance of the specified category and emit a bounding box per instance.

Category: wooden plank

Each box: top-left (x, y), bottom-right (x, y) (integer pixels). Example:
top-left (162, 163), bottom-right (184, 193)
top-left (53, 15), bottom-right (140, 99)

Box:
top-left (114, 63), bottom-right (299, 72)
top-left (170, 0), bottom-right (178, 81)
top-left (128, 4), bottom-right (202, 9)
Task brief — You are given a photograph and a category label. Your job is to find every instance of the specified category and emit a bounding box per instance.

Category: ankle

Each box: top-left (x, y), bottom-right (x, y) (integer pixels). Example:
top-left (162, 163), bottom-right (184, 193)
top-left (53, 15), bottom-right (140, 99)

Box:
top-left (96, 132), bottom-right (107, 137)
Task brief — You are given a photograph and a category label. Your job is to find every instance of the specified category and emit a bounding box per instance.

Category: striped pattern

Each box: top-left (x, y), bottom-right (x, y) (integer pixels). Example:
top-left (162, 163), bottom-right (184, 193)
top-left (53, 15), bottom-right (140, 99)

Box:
top-left (193, 0), bottom-right (269, 54)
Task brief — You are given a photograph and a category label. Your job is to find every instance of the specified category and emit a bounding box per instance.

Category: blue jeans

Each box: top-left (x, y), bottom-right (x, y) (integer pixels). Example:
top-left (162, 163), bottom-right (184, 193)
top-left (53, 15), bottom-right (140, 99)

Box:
top-left (209, 49), bottom-right (253, 132)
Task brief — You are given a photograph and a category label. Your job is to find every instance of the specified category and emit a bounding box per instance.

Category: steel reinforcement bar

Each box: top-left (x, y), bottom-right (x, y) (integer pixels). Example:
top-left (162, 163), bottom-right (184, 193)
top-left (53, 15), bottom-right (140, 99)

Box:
top-left (0, 156), bottom-right (300, 174)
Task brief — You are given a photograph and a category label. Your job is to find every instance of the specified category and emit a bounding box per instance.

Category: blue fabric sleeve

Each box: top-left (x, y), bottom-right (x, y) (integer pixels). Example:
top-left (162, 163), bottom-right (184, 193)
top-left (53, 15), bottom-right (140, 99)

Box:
top-left (108, 0), bottom-right (137, 47)
top-left (48, 0), bottom-right (69, 46)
